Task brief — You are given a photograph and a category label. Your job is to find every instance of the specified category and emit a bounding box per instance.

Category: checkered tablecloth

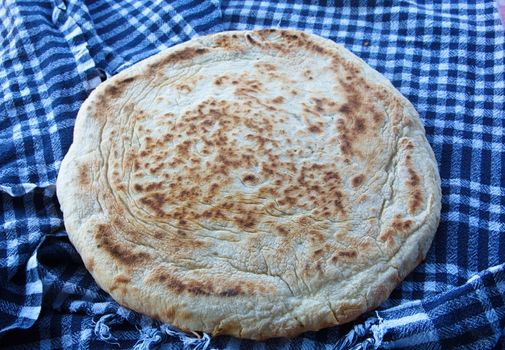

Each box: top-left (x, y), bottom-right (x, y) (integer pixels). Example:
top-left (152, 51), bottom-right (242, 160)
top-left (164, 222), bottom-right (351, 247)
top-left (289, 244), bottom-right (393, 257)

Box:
top-left (1, 1), bottom-right (504, 349)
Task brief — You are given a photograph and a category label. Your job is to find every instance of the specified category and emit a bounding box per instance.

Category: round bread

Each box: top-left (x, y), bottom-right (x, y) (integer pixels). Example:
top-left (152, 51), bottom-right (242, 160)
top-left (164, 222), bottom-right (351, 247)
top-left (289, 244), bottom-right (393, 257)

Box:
top-left (56, 29), bottom-right (441, 340)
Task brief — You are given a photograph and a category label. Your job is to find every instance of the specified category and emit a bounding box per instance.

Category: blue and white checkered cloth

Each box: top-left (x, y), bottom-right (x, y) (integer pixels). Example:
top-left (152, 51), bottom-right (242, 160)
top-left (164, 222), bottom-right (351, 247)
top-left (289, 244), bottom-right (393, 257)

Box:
top-left (1, 0), bottom-right (504, 348)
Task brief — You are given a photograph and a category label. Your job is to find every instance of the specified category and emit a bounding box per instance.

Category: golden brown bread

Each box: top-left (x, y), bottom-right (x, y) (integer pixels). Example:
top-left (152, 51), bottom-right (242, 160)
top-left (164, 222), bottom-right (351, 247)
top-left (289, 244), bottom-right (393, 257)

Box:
top-left (56, 29), bottom-right (441, 340)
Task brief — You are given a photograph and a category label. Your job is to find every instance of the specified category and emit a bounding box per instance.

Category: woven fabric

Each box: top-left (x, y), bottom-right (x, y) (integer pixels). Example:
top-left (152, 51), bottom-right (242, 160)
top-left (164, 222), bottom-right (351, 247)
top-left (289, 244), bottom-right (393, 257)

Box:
top-left (1, 1), bottom-right (504, 349)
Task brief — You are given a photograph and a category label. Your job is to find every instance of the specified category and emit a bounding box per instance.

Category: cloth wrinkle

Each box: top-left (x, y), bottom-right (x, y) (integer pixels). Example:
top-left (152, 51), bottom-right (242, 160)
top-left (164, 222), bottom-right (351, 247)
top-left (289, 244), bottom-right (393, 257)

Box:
top-left (332, 316), bottom-right (380, 350)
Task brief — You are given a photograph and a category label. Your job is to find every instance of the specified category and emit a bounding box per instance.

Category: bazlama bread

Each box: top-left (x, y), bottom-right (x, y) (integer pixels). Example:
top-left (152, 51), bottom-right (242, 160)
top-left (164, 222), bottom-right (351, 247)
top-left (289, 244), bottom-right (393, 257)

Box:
top-left (56, 29), bottom-right (441, 340)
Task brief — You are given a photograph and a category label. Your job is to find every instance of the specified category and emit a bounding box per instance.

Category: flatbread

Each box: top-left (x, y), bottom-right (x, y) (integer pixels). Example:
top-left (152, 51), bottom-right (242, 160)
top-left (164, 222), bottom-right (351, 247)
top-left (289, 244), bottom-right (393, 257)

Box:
top-left (56, 29), bottom-right (441, 340)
